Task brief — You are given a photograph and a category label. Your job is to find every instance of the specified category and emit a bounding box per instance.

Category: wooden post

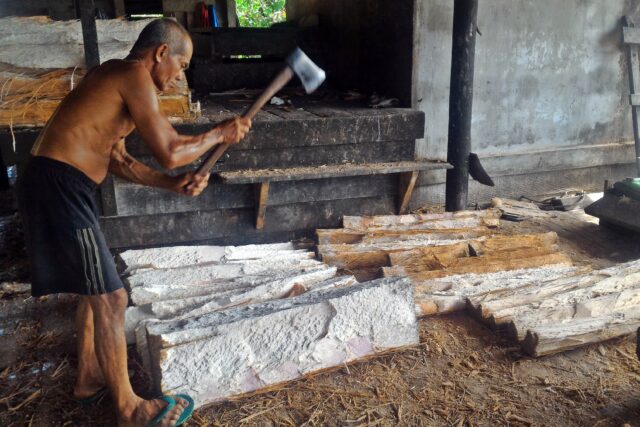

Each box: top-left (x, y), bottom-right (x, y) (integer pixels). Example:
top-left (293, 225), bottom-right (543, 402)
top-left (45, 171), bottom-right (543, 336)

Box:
top-left (623, 17), bottom-right (640, 177)
top-left (79, 0), bottom-right (100, 69)
top-left (445, 0), bottom-right (478, 211)
top-left (113, 0), bottom-right (126, 18)
top-left (397, 171), bottom-right (419, 215)
top-left (255, 181), bottom-right (270, 229)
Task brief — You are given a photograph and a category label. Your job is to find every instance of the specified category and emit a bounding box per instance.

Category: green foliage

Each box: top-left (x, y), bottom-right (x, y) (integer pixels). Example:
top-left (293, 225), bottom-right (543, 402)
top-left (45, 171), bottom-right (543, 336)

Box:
top-left (235, 0), bottom-right (286, 27)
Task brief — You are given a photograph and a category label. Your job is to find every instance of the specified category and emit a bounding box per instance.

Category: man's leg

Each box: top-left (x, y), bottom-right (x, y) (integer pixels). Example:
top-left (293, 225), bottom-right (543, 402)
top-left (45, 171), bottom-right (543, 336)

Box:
top-left (74, 298), bottom-right (106, 399)
top-left (89, 288), bottom-right (188, 426)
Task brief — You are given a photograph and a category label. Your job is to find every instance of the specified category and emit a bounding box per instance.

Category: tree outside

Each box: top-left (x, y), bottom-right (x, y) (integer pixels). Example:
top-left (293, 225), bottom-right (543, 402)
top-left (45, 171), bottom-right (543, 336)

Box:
top-left (235, 0), bottom-right (286, 27)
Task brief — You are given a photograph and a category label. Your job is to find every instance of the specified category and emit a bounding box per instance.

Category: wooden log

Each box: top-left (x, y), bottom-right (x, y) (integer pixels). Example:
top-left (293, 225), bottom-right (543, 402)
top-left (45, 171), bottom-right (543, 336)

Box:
top-left (474, 261), bottom-right (640, 324)
top-left (490, 263), bottom-right (640, 337)
top-left (316, 226), bottom-right (494, 245)
top-left (342, 208), bottom-right (501, 231)
top-left (131, 266), bottom-right (337, 305)
top-left (143, 277), bottom-right (418, 407)
top-left (508, 287), bottom-right (640, 342)
top-left (388, 233), bottom-right (561, 275)
top-left (321, 242), bottom-right (470, 272)
top-left (409, 265), bottom-right (581, 316)
top-left (148, 275), bottom-right (358, 320)
top-left (384, 252), bottom-right (573, 281)
top-left (397, 171), bottom-right (419, 214)
top-left (254, 181), bottom-right (270, 229)
top-left (521, 308), bottom-right (640, 357)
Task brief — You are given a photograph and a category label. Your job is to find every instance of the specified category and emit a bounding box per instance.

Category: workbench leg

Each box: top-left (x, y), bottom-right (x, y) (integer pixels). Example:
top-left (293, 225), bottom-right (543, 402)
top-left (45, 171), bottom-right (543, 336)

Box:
top-left (397, 171), bottom-right (419, 215)
top-left (255, 181), bottom-right (270, 229)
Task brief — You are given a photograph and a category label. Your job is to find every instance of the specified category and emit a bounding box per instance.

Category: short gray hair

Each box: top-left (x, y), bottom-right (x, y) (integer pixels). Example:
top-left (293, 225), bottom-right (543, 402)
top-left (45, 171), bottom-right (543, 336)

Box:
top-left (129, 18), bottom-right (190, 57)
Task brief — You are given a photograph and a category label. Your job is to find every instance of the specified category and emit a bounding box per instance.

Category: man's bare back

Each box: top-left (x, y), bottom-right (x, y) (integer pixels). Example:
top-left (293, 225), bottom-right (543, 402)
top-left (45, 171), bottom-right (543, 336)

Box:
top-left (33, 60), bottom-right (139, 183)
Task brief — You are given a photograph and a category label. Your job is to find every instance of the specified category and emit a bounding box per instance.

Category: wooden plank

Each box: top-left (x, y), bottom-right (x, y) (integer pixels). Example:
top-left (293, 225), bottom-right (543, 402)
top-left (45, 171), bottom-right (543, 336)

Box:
top-left (262, 105), bottom-right (321, 120)
top-left (630, 94), bottom-right (640, 106)
top-left (125, 110), bottom-right (426, 154)
top-left (125, 140), bottom-right (415, 171)
top-left (522, 311), bottom-right (640, 357)
top-left (99, 175), bottom-right (118, 216)
top-left (219, 161), bottom-right (451, 184)
top-left (221, 140), bottom-right (415, 170)
top-left (624, 17), bottom-right (640, 175)
top-left (321, 242), bottom-right (470, 274)
top-left (255, 181), bottom-right (270, 229)
top-left (112, 174), bottom-right (397, 216)
top-left (100, 195), bottom-right (397, 248)
top-left (316, 226), bottom-right (494, 245)
top-left (397, 171), bottom-right (418, 214)
top-left (342, 209), bottom-right (501, 231)
top-left (113, 0), bottom-right (126, 17)
top-left (384, 252), bottom-right (572, 281)
top-left (300, 104), bottom-right (355, 118)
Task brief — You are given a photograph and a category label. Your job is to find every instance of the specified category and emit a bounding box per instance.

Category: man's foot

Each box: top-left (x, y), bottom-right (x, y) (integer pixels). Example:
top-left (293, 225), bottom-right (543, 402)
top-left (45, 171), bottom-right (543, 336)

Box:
top-left (119, 396), bottom-right (190, 427)
top-left (73, 373), bottom-right (107, 401)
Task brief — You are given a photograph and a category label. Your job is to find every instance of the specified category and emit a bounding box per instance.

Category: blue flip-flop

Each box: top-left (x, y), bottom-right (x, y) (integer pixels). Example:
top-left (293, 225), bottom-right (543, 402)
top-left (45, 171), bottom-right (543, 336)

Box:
top-left (76, 386), bottom-right (108, 406)
top-left (147, 395), bottom-right (195, 427)
top-left (147, 396), bottom-right (176, 426)
top-left (172, 394), bottom-right (195, 426)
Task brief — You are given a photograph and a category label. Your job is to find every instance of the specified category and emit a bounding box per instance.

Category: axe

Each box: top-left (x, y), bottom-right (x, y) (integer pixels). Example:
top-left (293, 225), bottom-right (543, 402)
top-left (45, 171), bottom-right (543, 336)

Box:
top-left (194, 48), bottom-right (326, 178)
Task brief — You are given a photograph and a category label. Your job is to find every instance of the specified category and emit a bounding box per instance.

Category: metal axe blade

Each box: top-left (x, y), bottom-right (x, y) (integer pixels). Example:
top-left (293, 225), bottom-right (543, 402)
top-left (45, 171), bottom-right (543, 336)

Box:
top-left (285, 48), bottom-right (326, 94)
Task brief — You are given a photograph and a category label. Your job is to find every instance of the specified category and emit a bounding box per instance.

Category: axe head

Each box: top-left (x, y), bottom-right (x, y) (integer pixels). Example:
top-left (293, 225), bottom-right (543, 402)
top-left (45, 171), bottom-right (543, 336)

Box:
top-left (285, 48), bottom-right (326, 94)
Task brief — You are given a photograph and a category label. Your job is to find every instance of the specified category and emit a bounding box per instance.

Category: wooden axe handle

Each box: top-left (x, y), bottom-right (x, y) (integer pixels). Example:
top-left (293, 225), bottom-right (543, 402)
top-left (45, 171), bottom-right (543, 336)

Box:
top-left (195, 66), bottom-right (294, 177)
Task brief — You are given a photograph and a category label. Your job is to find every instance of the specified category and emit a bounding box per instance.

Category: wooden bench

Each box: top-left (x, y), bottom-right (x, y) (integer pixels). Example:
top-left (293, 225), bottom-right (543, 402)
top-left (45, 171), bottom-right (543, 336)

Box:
top-left (218, 160), bottom-right (452, 229)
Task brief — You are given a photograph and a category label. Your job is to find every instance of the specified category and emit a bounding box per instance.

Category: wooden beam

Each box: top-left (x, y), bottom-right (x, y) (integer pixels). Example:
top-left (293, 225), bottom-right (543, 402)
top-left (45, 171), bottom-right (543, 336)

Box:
top-left (99, 175), bottom-right (118, 216)
top-left (624, 17), bottom-right (640, 175)
top-left (219, 161), bottom-right (451, 185)
top-left (255, 181), bottom-right (270, 229)
top-left (113, 0), bottom-right (126, 18)
top-left (79, 0), bottom-right (100, 69)
top-left (397, 171), bottom-right (419, 214)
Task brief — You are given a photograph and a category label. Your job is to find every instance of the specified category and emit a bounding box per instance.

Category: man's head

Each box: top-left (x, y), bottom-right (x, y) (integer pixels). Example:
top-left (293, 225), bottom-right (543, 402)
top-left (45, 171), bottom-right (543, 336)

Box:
top-left (129, 18), bottom-right (193, 91)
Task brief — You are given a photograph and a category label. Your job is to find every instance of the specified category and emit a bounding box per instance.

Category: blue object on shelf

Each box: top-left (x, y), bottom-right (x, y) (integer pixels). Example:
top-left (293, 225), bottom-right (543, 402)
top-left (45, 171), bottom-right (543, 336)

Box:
top-left (208, 5), bottom-right (219, 28)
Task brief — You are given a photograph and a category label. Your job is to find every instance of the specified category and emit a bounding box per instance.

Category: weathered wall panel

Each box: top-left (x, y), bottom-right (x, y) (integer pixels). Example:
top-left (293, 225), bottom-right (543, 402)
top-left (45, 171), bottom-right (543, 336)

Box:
top-left (412, 0), bottom-right (640, 203)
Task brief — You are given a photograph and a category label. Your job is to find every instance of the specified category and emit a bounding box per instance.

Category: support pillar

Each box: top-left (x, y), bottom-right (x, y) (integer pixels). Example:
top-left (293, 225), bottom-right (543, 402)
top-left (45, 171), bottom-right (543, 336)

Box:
top-left (445, 0), bottom-right (478, 212)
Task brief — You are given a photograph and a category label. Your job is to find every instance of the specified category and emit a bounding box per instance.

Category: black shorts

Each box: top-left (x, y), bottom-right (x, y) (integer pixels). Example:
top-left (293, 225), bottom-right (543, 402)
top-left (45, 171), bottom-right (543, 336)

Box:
top-left (16, 156), bottom-right (123, 297)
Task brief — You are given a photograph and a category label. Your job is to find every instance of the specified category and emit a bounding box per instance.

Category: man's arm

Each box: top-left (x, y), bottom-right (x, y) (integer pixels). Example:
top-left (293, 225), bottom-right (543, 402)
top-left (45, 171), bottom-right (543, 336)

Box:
top-left (109, 139), bottom-right (209, 196)
top-left (118, 64), bottom-right (250, 170)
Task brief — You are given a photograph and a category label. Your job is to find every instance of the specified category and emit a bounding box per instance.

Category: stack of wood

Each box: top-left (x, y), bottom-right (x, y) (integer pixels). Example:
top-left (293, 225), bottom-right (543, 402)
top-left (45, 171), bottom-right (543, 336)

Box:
top-left (467, 260), bottom-right (640, 357)
top-left (120, 242), bottom-right (419, 408)
top-left (318, 209), bottom-right (573, 315)
top-left (0, 17), bottom-right (199, 128)
top-left (0, 65), bottom-right (198, 127)
top-left (318, 208), bottom-right (640, 357)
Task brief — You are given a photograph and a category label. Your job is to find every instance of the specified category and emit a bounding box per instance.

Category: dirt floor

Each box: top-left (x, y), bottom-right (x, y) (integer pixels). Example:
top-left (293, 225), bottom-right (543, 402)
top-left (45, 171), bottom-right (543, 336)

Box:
top-left (2, 189), bottom-right (640, 426)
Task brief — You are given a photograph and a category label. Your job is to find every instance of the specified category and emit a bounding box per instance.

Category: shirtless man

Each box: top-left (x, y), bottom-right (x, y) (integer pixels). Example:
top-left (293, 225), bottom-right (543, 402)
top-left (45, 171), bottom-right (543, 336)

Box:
top-left (16, 19), bottom-right (251, 426)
